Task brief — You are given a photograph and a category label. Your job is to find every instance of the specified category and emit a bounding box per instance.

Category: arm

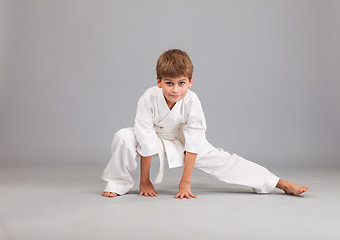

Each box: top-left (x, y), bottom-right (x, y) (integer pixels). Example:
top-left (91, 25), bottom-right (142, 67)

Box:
top-left (176, 94), bottom-right (207, 199)
top-left (140, 155), bottom-right (152, 183)
top-left (134, 90), bottom-right (159, 197)
top-left (134, 94), bottom-right (159, 157)
top-left (139, 155), bottom-right (158, 197)
top-left (175, 152), bottom-right (198, 199)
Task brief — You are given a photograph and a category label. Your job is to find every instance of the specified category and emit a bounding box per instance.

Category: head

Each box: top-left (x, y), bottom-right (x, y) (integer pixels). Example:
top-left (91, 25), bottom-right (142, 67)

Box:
top-left (156, 49), bottom-right (194, 107)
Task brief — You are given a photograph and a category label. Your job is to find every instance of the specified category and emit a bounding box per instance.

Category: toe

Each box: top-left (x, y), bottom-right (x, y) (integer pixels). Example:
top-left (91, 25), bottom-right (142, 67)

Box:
top-left (108, 192), bottom-right (117, 197)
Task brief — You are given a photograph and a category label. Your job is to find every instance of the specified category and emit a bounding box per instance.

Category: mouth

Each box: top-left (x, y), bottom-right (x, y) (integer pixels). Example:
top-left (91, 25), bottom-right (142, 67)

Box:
top-left (170, 95), bottom-right (180, 98)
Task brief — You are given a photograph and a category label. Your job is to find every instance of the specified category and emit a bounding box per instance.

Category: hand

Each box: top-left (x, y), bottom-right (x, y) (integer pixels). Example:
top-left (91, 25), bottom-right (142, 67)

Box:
top-left (175, 181), bottom-right (197, 199)
top-left (139, 180), bottom-right (157, 197)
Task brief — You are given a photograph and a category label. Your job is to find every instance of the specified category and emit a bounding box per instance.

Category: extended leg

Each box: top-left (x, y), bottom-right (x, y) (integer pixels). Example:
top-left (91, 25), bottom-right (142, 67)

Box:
top-left (194, 149), bottom-right (280, 194)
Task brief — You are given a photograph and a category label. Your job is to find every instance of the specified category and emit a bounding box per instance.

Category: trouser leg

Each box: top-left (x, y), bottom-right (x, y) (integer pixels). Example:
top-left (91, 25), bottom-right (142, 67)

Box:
top-left (101, 128), bottom-right (139, 195)
top-left (194, 148), bottom-right (280, 193)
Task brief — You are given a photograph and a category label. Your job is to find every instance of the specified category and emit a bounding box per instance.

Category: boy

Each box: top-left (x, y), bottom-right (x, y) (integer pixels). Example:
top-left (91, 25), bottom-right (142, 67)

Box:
top-left (102, 49), bottom-right (308, 199)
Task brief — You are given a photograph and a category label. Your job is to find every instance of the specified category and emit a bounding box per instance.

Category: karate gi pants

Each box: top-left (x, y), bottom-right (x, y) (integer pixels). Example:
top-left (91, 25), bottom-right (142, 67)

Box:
top-left (101, 128), bottom-right (280, 195)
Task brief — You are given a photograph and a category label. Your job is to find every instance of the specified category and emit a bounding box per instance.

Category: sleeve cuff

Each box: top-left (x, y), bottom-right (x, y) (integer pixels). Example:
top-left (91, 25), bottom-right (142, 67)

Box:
top-left (137, 144), bottom-right (158, 157)
top-left (184, 146), bottom-right (199, 155)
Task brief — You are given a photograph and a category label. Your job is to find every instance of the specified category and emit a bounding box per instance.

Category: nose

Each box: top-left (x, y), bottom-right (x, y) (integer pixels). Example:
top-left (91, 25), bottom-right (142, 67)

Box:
top-left (172, 85), bottom-right (179, 93)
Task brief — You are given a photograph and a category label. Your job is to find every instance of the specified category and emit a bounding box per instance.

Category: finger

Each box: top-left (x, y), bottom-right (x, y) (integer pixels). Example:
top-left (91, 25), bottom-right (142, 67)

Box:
top-left (175, 194), bottom-right (179, 199)
top-left (189, 192), bottom-right (197, 198)
top-left (139, 191), bottom-right (143, 196)
top-left (180, 194), bottom-right (184, 199)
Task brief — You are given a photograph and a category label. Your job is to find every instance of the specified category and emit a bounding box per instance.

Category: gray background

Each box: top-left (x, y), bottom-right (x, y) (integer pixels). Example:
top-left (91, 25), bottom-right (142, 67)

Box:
top-left (1, 0), bottom-right (339, 168)
top-left (1, 1), bottom-right (340, 240)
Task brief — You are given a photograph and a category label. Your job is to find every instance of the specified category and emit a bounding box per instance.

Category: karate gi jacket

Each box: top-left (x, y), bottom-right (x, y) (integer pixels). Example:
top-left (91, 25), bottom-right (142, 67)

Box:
top-left (134, 86), bottom-right (215, 183)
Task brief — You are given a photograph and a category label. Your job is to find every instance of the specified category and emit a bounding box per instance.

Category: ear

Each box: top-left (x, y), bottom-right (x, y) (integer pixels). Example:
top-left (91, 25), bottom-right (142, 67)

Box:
top-left (156, 77), bottom-right (162, 88)
top-left (188, 77), bottom-right (193, 88)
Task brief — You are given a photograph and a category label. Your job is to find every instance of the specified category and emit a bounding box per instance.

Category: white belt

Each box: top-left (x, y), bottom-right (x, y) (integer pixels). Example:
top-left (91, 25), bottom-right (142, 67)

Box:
top-left (154, 138), bottom-right (185, 184)
top-left (153, 127), bottom-right (177, 183)
top-left (154, 147), bottom-right (165, 184)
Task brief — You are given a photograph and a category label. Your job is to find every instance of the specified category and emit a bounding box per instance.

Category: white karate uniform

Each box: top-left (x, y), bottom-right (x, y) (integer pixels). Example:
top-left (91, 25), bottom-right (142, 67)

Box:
top-left (102, 86), bottom-right (280, 195)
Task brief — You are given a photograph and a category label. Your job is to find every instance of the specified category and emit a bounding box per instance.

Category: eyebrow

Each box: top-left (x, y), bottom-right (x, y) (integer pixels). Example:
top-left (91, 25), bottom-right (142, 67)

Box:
top-left (163, 78), bottom-right (187, 81)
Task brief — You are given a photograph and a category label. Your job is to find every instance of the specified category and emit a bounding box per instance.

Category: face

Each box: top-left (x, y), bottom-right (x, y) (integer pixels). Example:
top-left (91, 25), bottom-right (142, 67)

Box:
top-left (157, 76), bottom-right (193, 108)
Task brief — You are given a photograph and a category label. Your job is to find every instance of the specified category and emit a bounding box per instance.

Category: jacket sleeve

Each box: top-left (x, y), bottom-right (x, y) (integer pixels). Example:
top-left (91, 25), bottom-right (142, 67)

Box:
top-left (134, 94), bottom-right (159, 157)
top-left (182, 94), bottom-right (207, 154)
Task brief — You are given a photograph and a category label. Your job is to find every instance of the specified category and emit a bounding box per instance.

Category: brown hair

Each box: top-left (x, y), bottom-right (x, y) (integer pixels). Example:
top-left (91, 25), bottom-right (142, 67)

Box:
top-left (156, 49), bottom-right (194, 81)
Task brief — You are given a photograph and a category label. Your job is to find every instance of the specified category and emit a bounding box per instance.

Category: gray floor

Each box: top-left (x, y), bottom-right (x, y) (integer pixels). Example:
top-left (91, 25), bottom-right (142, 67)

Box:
top-left (0, 163), bottom-right (339, 240)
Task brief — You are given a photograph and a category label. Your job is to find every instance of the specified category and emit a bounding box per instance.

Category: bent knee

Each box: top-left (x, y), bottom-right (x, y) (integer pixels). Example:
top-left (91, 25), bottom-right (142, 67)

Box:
top-left (112, 128), bottom-right (136, 147)
top-left (115, 128), bottom-right (135, 139)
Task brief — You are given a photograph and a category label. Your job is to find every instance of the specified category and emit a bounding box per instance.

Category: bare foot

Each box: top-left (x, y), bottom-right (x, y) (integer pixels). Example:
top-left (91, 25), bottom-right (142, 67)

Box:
top-left (102, 191), bottom-right (118, 198)
top-left (276, 179), bottom-right (309, 195)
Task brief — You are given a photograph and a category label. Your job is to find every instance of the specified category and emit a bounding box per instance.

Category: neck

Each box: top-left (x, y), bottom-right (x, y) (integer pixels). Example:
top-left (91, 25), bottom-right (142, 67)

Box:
top-left (164, 95), bottom-right (176, 110)
top-left (168, 102), bottom-right (175, 110)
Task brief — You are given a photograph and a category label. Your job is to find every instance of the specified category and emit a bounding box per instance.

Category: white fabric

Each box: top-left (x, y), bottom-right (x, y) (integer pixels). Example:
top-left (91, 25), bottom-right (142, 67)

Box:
top-left (101, 128), bottom-right (280, 195)
top-left (101, 86), bottom-right (280, 195)
top-left (194, 148), bottom-right (280, 194)
top-left (134, 87), bottom-right (214, 183)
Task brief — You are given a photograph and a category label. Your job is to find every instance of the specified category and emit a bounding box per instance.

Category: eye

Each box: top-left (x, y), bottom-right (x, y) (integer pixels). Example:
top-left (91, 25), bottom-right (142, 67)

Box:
top-left (179, 82), bottom-right (186, 85)
top-left (166, 82), bottom-right (173, 86)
